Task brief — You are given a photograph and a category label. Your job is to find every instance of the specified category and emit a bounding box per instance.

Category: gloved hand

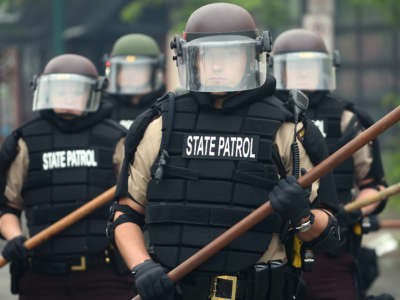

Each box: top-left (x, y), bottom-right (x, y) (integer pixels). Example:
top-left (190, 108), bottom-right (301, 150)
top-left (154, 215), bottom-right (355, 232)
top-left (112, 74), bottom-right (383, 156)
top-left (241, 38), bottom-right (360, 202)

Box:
top-left (2, 235), bottom-right (28, 263)
top-left (362, 215), bottom-right (380, 234)
top-left (269, 175), bottom-right (311, 226)
top-left (132, 259), bottom-right (174, 300)
top-left (336, 205), bottom-right (362, 227)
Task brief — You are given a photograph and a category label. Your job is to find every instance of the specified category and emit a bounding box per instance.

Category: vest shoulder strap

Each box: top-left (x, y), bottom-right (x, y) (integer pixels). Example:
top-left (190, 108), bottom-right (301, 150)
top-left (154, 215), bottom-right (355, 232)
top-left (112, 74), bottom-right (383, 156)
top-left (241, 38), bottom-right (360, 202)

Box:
top-left (151, 92), bottom-right (176, 181)
top-left (115, 98), bottom-right (165, 199)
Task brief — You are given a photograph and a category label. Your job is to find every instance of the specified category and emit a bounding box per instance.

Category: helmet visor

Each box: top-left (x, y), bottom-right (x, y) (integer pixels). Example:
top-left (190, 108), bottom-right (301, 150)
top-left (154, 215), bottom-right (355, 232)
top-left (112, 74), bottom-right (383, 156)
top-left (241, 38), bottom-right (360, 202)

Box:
top-left (273, 52), bottom-right (336, 91)
top-left (107, 56), bottom-right (163, 95)
top-left (32, 74), bottom-right (100, 112)
top-left (177, 35), bottom-right (266, 92)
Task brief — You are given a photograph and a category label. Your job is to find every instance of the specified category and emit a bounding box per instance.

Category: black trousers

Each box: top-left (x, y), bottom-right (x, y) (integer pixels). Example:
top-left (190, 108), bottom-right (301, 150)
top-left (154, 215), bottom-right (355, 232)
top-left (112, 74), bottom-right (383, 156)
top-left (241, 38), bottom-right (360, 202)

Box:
top-left (18, 264), bottom-right (136, 300)
top-left (302, 253), bottom-right (358, 300)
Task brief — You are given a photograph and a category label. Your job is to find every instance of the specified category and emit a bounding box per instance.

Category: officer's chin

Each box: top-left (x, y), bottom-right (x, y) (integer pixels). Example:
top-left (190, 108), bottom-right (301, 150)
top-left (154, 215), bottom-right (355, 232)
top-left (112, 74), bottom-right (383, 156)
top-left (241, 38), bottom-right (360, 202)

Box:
top-left (53, 109), bottom-right (84, 119)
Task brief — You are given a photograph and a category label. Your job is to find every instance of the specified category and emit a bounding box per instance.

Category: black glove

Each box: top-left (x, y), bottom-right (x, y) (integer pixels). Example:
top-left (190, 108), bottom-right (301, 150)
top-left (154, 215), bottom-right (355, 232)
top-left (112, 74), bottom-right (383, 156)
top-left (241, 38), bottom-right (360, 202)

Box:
top-left (269, 175), bottom-right (311, 226)
top-left (336, 205), bottom-right (362, 227)
top-left (362, 216), bottom-right (380, 234)
top-left (132, 259), bottom-right (174, 300)
top-left (2, 235), bottom-right (28, 263)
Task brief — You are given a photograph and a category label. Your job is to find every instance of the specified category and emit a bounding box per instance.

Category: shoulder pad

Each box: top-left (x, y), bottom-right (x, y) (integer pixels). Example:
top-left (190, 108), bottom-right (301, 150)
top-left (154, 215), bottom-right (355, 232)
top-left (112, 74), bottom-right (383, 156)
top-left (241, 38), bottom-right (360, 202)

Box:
top-left (0, 131), bottom-right (20, 168)
top-left (263, 95), bottom-right (294, 121)
top-left (125, 105), bottom-right (161, 163)
top-left (0, 131), bottom-right (21, 208)
top-left (115, 105), bottom-right (161, 200)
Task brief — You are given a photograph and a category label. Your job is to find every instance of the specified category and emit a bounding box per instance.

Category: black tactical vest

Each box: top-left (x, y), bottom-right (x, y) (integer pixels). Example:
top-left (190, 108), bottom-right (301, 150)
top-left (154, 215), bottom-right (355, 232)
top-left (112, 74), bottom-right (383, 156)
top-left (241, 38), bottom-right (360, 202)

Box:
top-left (146, 90), bottom-right (293, 274)
top-left (110, 100), bottom-right (149, 129)
top-left (20, 117), bottom-right (125, 258)
top-left (106, 87), bottom-right (165, 129)
top-left (306, 94), bottom-right (355, 205)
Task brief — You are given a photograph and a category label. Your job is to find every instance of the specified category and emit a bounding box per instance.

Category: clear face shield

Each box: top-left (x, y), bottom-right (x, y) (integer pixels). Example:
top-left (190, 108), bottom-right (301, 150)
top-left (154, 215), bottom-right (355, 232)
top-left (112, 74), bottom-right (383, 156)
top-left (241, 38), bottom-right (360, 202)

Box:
top-left (273, 52), bottom-right (336, 91)
top-left (106, 56), bottom-right (163, 95)
top-left (32, 73), bottom-right (101, 112)
top-left (176, 35), bottom-right (267, 93)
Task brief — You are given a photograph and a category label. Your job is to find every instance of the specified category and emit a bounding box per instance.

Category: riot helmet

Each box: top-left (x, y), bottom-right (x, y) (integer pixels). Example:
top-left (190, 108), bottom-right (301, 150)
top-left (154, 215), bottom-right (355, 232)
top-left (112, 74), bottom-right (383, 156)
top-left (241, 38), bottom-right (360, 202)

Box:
top-left (32, 54), bottom-right (105, 114)
top-left (170, 2), bottom-right (271, 93)
top-left (106, 34), bottom-right (164, 96)
top-left (272, 29), bottom-right (339, 91)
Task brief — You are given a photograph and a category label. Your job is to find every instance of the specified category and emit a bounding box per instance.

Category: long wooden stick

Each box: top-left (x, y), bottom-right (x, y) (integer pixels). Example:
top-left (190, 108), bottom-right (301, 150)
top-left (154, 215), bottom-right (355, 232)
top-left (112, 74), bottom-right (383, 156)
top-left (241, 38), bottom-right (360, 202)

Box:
top-left (380, 219), bottom-right (400, 229)
top-left (130, 106), bottom-right (400, 300)
top-left (344, 182), bottom-right (400, 212)
top-left (0, 186), bottom-right (116, 268)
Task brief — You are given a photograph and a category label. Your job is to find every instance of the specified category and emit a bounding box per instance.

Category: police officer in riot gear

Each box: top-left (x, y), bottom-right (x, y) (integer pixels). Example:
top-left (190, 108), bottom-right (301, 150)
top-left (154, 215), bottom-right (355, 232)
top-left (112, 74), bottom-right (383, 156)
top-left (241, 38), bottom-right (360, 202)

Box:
top-left (108, 4), bottom-right (340, 300)
top-left (104, 33), bottom-right (165, 129)
top-left (272, 28), bottom-right (388, 300)
top-left (0, 54), bottom-right (134, 299)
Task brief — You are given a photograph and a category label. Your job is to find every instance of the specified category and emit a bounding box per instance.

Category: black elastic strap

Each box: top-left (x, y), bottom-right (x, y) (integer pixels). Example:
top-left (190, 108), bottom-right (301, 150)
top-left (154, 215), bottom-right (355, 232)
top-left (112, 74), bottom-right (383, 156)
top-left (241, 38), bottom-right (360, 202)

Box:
top-left (114, 204), bottom-right (145, 227)
top-left (272, 144), bottom-right (286, 179)
top-left (0, 204), bottom-right (21, 218)
top-left (106, 202), bottom-right (145, 244)
top-left (153, 92), bottom-right (176, 181)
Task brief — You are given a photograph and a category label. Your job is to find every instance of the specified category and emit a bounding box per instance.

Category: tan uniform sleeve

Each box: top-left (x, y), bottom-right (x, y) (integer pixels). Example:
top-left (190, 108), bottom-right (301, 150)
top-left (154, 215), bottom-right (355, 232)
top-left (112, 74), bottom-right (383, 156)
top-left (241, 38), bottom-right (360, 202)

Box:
top-left (341, 110), bottom-right (373, 183)
top-left (112, 137), bottom-right (125, 176)
top-left (4, 138), bottom-right (29, 210)
top-left (274, 122), bottom-right (319, 202)
top-left (258, 122), bottom-right (319, 263)
top-left (127, 117), bottom-right (162, 206)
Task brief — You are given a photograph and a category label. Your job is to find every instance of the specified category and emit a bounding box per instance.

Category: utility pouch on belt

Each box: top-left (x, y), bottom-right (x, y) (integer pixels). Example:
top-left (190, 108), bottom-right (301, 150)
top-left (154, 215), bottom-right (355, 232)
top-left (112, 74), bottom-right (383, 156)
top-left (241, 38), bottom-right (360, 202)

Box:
top-left (252, 263), bottom-right (270, 300)
top-left (10, 260), bottom-right (28, 294)
top-left (268, 261), bottom-right (286, 300)
top-left (251, 261), bottom-right (286, 300)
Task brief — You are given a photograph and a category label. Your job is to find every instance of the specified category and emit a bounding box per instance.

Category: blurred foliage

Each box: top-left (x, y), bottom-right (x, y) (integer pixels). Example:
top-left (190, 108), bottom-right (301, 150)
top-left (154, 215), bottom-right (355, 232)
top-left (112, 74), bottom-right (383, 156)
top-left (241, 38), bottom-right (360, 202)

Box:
top-left (346, 1), bottom-right (400, 211)
top-left (350, 0), bottom-right (400, 25)
top-left (121, 0), bottom-right (289, 33)
top-left (381, 94), bottom-right (400, 211)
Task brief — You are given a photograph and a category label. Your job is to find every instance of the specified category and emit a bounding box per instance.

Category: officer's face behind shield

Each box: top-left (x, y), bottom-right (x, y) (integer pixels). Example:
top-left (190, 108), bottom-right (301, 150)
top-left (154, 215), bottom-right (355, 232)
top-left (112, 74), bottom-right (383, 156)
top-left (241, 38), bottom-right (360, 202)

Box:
top-left (177, 35), bottom-right (267, 93)
top-left (32, 73), bottom-right (101, 116)
top-left (107, 56), bottom-right (163, 95)
top-left (273, 52), bottom-right (336, 91)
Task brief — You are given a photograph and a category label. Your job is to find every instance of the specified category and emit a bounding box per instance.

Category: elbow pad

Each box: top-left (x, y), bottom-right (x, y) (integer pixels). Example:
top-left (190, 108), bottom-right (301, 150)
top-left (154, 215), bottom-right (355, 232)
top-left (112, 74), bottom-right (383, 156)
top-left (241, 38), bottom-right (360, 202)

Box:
top-left (106, 201), bottom-right (145, 244)
top-left (359, 180), bottom-right (388, 215)
top-left (303, 212), bottom-right (340, 252)
top-left (0, 204), bottom-right (21, 218)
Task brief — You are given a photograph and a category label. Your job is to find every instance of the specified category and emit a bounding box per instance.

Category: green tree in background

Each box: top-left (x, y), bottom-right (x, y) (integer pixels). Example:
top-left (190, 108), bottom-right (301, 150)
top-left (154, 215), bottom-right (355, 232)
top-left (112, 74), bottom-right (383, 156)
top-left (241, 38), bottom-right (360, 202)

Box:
top-left (121, 0), bottom-right (290, 33)
top-left (350, 0), bottom-right (400, 210)
top-left (350, 0), bottom-right (400, 26)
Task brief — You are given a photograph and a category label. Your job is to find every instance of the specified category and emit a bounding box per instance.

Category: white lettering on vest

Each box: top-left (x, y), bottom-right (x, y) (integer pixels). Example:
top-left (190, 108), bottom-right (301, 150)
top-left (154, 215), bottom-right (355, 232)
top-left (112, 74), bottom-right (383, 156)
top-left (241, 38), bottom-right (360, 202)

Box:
top-left (42, 149), bottom-right (98, 170)
top-left (183, 134), bottom-right (259, 161)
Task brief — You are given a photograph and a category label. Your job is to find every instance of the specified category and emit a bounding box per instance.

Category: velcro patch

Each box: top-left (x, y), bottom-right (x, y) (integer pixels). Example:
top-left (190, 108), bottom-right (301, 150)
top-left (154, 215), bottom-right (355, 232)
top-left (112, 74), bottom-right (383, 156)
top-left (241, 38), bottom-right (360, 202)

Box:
top-left (182, 134), bottom-right (259, 161)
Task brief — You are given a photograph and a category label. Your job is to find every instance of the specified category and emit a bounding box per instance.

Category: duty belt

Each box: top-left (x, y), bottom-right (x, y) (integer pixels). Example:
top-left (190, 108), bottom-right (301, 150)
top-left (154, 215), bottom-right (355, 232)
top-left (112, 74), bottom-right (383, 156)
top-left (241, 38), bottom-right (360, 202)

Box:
top-left (178, 262), bottom-right (294, 300)
top-left (180, 273), bottom-right (250, 300)
top-left (29, 249), bottom-right (112, 274)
